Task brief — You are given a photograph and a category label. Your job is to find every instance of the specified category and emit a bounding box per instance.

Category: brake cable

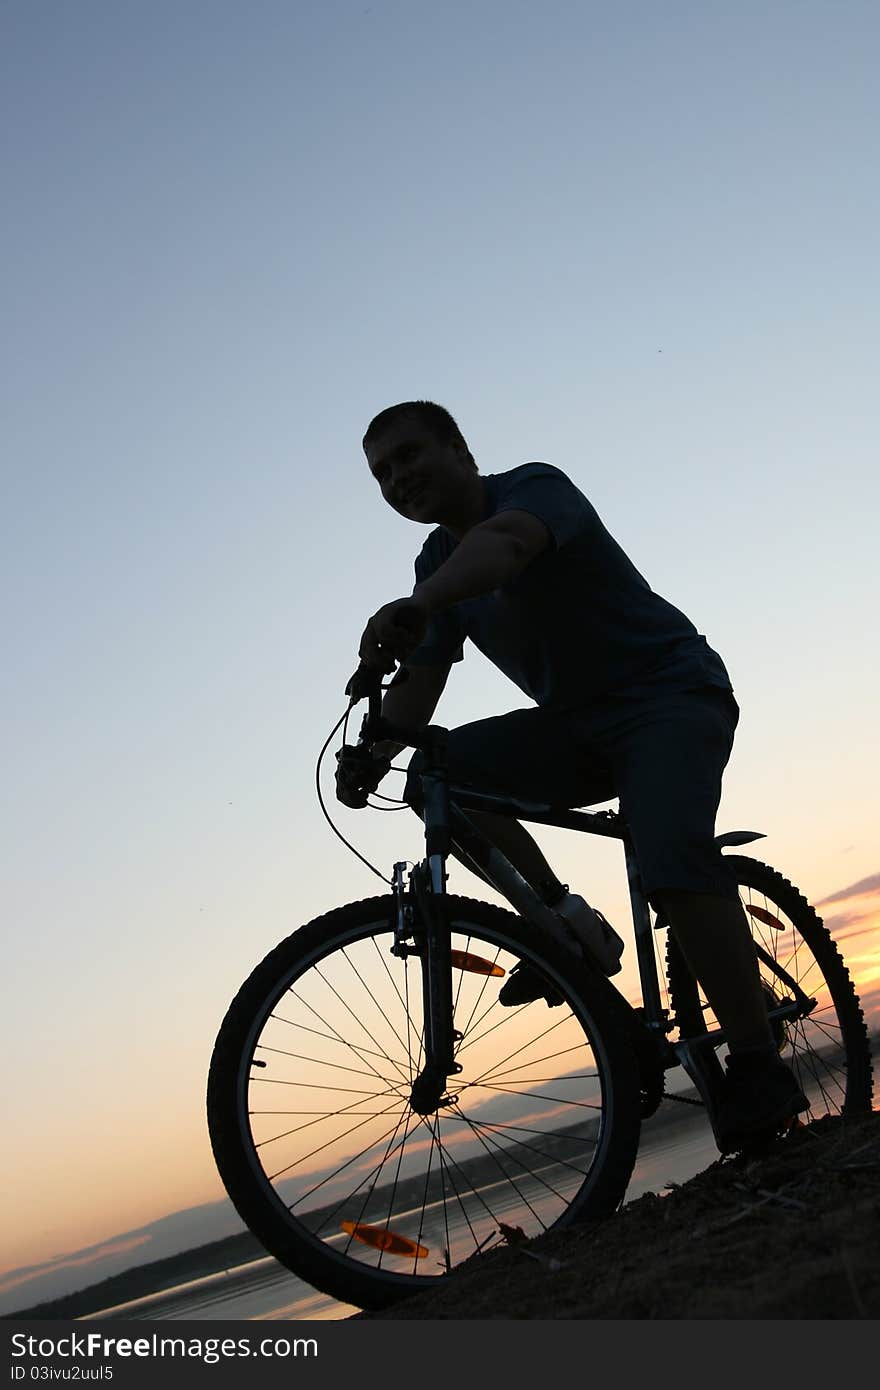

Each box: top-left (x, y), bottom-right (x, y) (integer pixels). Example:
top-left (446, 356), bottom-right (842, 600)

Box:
top-left (368, 790), bottom-right (410, 809)
top-left (314, 688), bottom-right (409, 883)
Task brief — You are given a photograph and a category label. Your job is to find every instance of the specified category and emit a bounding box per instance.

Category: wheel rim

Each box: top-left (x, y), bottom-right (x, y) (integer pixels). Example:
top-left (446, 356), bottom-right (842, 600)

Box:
top-left (231, 915), bottom-right (619, 1288)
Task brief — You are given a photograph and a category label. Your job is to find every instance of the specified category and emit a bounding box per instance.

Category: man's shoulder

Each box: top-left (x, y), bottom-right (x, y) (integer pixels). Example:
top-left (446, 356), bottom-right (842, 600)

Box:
top-left (487, 461), bottom-right (596, 550)
top-left (487, 460), bottom-right (588, 507)
top-left (492, 460), bottom-right (573, 487)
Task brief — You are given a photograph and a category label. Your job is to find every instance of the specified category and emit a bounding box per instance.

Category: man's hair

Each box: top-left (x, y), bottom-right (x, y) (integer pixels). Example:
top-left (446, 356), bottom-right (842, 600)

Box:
top-left (362, 400), bottom-right (476, 468)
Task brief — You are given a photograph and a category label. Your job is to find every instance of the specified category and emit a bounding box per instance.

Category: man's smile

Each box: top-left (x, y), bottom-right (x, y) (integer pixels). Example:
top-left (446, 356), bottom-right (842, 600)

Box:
top-left (398, 482), bottom-right (427, 508)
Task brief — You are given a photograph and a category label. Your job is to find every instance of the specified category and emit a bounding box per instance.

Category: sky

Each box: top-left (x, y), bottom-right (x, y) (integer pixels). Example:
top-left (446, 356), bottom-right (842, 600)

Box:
top-left (2, 0), bottom-right (879, 1302)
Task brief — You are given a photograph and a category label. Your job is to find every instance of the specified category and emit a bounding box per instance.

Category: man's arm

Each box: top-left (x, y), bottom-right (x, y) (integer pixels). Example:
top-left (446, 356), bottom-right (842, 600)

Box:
top-left (357, 512), bottom-right (551, 673)
top-left (371, 661), bottom-right (453, 761)
top-left (412, 511), bottom-right (550, 616)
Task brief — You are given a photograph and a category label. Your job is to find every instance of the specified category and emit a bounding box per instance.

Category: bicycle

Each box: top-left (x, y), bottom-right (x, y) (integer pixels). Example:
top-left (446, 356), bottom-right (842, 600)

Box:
top-left (207, 666), bottom-right (874, 1312)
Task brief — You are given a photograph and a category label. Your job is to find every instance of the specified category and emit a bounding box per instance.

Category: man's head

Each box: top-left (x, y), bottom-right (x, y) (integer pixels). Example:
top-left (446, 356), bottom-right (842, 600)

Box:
top-left (363, 400), bottom-right (482, 532)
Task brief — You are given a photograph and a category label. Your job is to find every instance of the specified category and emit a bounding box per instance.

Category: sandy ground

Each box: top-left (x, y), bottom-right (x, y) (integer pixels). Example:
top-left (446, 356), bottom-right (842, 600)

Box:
top-left (351, 1110), bottom-right (880, 1319)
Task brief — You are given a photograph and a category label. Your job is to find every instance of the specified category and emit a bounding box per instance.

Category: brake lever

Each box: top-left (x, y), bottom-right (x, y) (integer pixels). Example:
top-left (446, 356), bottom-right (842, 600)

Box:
top-left (345, 666), bottom-right (371, 700)
top-left (345, 662), bottom-right (410, 704)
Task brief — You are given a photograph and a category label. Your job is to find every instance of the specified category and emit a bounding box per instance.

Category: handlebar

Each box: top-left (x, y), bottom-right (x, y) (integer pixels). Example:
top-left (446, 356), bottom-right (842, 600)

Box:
top-left (344, 662), bottom-right (444, 761)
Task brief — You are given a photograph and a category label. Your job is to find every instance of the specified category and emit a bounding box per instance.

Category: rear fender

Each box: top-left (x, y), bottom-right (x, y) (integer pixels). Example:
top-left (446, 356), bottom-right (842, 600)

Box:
top-left (714, 829), bottom-right (766, 848)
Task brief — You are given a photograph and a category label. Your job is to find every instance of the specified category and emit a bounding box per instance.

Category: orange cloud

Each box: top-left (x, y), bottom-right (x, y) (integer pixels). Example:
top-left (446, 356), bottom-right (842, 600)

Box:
top-left (817, 872), bottom-right (880, 905)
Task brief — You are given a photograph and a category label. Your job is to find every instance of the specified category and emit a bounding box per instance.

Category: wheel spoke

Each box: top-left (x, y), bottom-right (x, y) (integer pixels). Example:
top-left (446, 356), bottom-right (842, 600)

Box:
top-left (457, 1081), bottom-right (605, 1115)
top-left (269, 1102), bottom-right (407, 1186)
top-left (468, 1041), bottom-right (594, 1088)
top-left (252, 1084), bottom-right (405, 1150)
top-left (445, 1111), bottom-right (592, 1183)
top-left (284, 988), bottom-right (411, 1085)
top-left (313, 957), bottom-right (412, 1084)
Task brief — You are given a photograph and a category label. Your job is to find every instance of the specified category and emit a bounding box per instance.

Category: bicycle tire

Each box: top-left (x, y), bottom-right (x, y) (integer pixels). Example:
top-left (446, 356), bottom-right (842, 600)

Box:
top-left (663, 855), bottom-right (873, 1117)
top-left (207, 894), bottom-right (642, 1312)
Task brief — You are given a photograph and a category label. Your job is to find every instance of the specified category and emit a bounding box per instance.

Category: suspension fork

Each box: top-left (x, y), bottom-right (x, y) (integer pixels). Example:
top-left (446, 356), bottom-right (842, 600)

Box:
top-left (407, 727), bottom-right (461, 1116)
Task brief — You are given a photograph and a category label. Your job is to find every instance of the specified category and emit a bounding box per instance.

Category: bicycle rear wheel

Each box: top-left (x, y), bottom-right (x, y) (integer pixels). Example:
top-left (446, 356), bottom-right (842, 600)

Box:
top-left (207, 894), bottom-right (642, 1312)
top-left (664, 855), bottom-right (873, 1118)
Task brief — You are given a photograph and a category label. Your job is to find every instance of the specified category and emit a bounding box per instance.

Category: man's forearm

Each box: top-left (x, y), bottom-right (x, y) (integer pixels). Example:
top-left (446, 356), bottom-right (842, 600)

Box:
top-left (413, 528), bottom-right (521, 614)
top-left (371, 669), bottom-right (448, 761)
top-left (371, 695), bottom-right (409, 763)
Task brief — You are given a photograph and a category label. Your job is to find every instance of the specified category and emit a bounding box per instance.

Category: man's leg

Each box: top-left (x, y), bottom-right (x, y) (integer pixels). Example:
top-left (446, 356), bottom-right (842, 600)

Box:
top-left (603, 686), bottom-right (762, 1043)
top-left (660, 890), bottom-right (807, 1149)
top-left (404, 711), bottom-right (628, 999)
top-left (656, 890), bottom-right (775, 1052)
top-left (403, 707), bottom-right (611, 899)
top-left (464, 817), bottom-right (776, 1039)
top-left (456, 822), bottom-right (781, 1055)
top-left (452, 809), bottom-right (560, 897)
top-left (608, 687), bottom-right (808, 1145)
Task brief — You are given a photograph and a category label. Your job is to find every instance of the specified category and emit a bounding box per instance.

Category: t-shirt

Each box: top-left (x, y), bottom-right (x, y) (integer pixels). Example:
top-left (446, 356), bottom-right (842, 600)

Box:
top-left (405, 461), bottom-right (733, 711)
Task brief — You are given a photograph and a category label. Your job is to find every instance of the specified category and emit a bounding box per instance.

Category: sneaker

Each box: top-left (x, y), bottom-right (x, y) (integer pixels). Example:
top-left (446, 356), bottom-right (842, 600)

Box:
top-left (714, 1050), bottom-right (809, 1153)
top-left (498, 961), bottom-right (564, 1007)
top-left (498, 893), bottom-right (624, 1007)
top-left (554, 892), bottom-right (624, 976)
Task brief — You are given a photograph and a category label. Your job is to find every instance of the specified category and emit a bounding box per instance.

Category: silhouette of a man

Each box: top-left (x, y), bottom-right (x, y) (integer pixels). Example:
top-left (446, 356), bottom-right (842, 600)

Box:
top-left (338, 399), bottom-right (807, 1152)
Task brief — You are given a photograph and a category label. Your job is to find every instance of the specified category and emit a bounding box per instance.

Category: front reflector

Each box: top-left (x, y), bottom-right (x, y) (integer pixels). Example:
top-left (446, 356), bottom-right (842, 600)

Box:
top-left (746, 904), bottom-right (785, 930)
top-left (341, 1221), bottom-right (429, 1258)
top-left (449, 949), bottom-right (505, 977)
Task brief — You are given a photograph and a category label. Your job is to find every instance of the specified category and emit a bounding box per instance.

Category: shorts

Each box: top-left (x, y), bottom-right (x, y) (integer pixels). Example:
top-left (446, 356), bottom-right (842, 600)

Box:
top-left (404, 684), bottom-right (741, 907)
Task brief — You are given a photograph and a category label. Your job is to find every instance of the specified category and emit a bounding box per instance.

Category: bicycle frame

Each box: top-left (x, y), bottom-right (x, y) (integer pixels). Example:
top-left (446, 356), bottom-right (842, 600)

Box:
top-left (353, 684), bottom-right (658, 1110)
top-left (354, 681), bottom-right (809, 1116)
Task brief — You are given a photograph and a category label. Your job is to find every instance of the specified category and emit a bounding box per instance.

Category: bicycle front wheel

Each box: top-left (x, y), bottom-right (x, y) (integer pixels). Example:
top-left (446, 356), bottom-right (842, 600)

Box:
top-left (664, 855), bottom-right (874, 1119)
top-left (207, 894), bottom-right (642, 1312)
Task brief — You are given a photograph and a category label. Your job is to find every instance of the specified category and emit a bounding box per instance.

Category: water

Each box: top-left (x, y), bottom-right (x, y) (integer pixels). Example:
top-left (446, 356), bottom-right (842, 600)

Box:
top-left (81, 1259), bottom-right (361, 1322)
top-left (85, 1103), bottom-right (719, 1323)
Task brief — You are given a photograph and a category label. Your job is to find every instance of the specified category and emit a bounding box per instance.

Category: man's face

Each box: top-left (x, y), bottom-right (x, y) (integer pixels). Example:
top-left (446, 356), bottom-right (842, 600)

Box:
top-left (364, 417), bottom-right (473, 523)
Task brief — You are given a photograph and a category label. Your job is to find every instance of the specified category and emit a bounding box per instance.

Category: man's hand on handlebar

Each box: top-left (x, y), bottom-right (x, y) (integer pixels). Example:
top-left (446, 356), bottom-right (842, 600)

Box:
top-left (334, 744), bottom-right (392, 809)
top-left (358, 595), bottom-right (429, 674)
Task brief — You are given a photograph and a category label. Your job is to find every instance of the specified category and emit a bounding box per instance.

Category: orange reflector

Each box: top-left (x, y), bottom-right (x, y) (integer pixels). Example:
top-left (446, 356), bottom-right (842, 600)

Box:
top-left (449, 949), bottom-right (505, 977)
top-left (341, 1221), bottom-right (429, 1258)
top-left (746, 904), bottom-right (785, 930)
